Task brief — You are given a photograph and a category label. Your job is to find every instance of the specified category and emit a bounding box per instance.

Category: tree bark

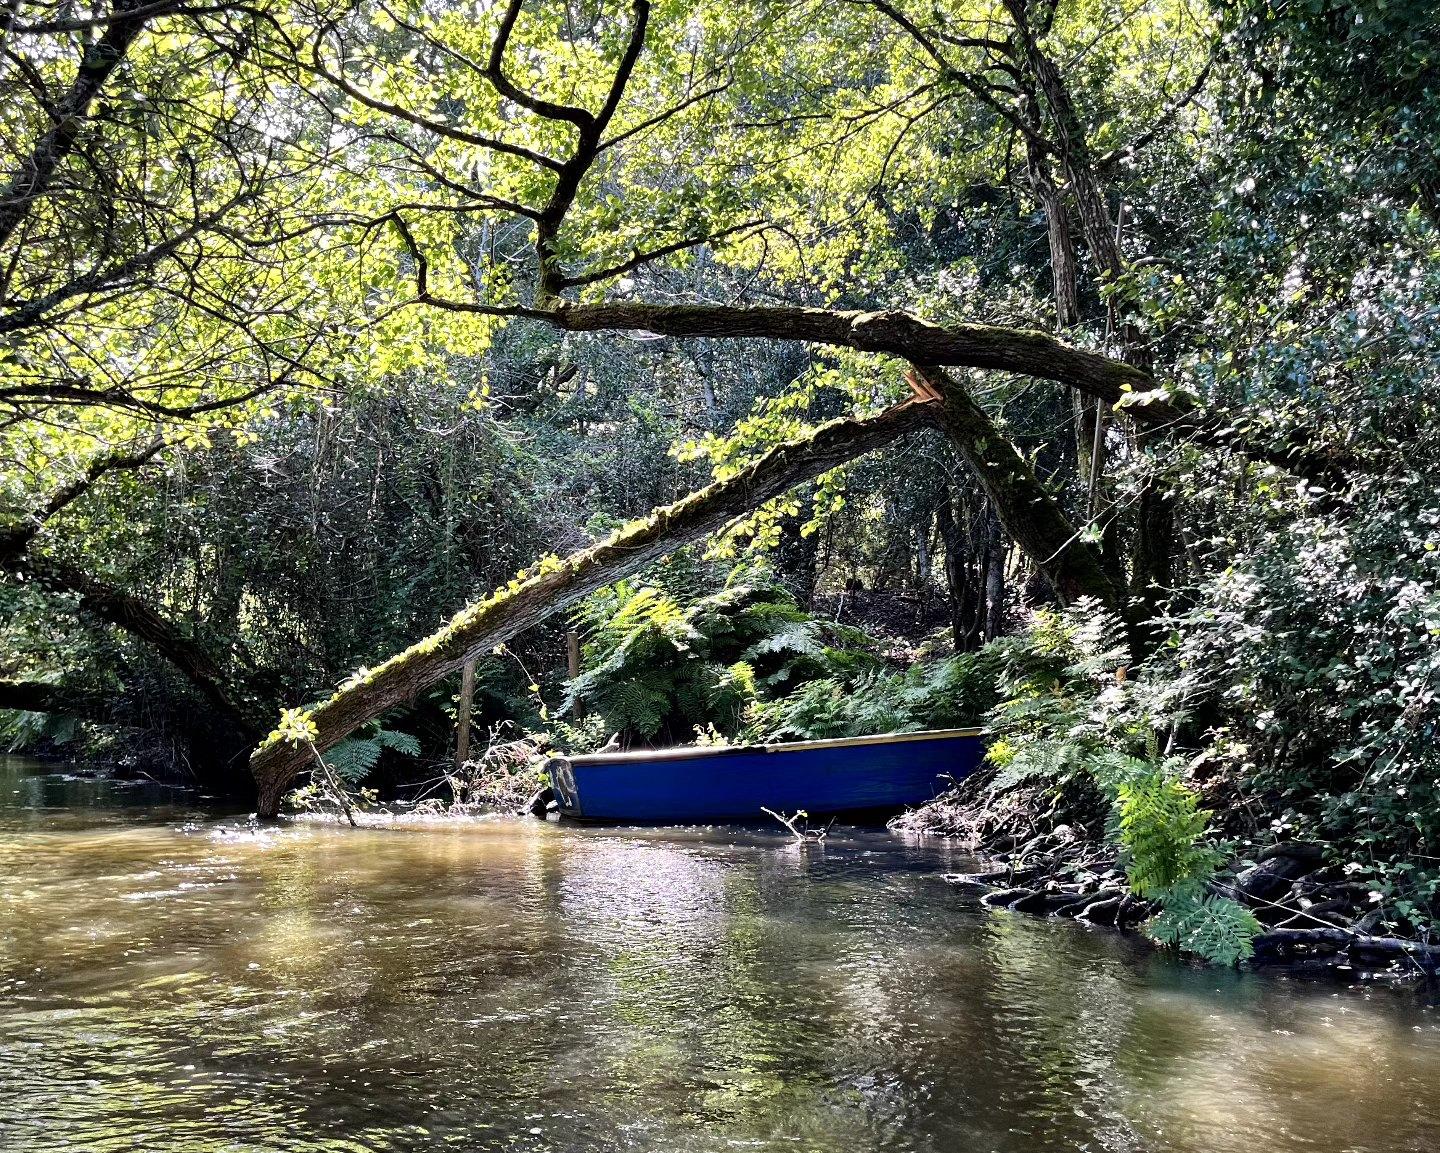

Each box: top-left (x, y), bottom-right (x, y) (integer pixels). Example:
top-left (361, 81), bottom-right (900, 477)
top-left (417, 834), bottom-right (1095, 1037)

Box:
top-left (1004, 2), bottom-right (1182, 621)
top-left (914, 366), bottom-right (1124, 614)
top-left (935, 491), bottom-right (981, 651)
top-left (984, 505), bottom-right (1006, 640)
top-left (1003, 0), bottom-right (1127, 292)
top-left (250, 399), bottom-right (938, 814)
top-left (538, 301), bottom-right (1165, 418)
top-left (455, 658), bottom-right (475, 769)
top-left (1020, 89), bottom-right (1081, 332)
top-left (433, 300), bottom-right (1350, 486)
top-left (17, 557), bottom-right (257, 739)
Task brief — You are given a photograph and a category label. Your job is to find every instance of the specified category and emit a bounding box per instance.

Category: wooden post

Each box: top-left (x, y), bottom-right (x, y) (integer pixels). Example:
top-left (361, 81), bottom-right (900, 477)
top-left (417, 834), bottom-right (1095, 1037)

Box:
top-left (456, 658), bottom-right (475, 769)
top-left (566, 630), bottom-right (583, 718)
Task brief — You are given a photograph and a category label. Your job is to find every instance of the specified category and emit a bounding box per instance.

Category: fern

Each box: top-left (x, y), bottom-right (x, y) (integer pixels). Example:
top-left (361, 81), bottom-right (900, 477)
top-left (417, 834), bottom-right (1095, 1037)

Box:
top-left (325, 738), bottom-right (382, 783)
top-left (1091, 754), bottom-right (1259, 965)
top-left (374, 729), bottom-right (421, 757)
top-left (991, 738), bottom-right (1088, 790)
top-left (1108, 760), bottom-right (1223, 897)
top-left (566, 562), bottom-right (885, 745)
top-left (1145, 891), bottom-right (1263, 966)
top-left (707, 661), bottom-right (757, 724)
top-left (601, 680), bottom-right (670, 736)
top-left (745, 620), bottom-right (826, 661)
top-left (748, 677), bottom-right (854, 740)
top-left (323, 724), bottom-right (421, 784)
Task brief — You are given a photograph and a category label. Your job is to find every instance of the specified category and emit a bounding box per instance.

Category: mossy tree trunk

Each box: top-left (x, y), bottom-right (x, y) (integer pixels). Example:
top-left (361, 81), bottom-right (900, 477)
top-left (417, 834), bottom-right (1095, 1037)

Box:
top-left (249, 400), bottom-right (938, 814)
top-left (915, 366), bottom-right (1124, 613)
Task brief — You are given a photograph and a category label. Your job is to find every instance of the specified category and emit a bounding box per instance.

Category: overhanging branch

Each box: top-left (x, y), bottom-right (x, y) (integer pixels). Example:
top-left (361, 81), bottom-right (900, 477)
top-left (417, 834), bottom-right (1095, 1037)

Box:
top-left (410, 297), bottom-right (1174, 422)
top-left (249, 397), bottom-right (937, 813)
top-left (0, 437), bottom-right (169, 562)
top-left (0, 678), bottom-right (114, 723)
top-left (19, 557), bottom-right (258, 734)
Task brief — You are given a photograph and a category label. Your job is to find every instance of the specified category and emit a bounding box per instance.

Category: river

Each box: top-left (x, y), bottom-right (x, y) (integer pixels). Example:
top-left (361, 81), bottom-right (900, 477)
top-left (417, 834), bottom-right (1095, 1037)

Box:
top-left (2, 756), bottom-right (1438, 1152)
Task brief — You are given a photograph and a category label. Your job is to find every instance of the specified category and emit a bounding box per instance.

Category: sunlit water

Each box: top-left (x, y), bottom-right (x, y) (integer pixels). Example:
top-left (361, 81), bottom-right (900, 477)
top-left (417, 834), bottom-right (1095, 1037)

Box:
top-left (3, 757), bottom-right (1439, 1152)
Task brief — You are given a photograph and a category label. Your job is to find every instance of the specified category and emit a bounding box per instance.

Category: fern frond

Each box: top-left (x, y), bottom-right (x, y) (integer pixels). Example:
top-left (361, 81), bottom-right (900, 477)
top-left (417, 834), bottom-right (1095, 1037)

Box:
top-left (325, 738), bottom-right (382, 783)
top-left (992, 739), bottom-right (1085, 789)
top-left (745, 620), bottom-right (825, 660)
top-left (374, 729), bottom-right (421, 757)
top-left (1145, 894), bottom-right (1262, 966)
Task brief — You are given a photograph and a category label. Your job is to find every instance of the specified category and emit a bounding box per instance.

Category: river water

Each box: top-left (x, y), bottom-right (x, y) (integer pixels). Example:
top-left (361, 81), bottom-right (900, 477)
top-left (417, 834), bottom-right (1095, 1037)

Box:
top-left (2, 757), bottom-right (1438, 1152)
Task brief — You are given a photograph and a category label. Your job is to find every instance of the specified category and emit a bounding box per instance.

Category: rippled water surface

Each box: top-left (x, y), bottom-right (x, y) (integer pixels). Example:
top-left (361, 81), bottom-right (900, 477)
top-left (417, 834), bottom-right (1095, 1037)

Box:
top-left (3, 757), bottom-right (1439, 1152)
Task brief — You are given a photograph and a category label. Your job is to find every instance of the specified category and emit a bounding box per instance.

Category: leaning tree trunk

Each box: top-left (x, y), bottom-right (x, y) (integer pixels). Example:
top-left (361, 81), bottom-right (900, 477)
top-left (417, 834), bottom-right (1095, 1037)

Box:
top-left (914, 366), bottom-right (1124, 614)
top-left (250, 400), bottom-right (937, 815)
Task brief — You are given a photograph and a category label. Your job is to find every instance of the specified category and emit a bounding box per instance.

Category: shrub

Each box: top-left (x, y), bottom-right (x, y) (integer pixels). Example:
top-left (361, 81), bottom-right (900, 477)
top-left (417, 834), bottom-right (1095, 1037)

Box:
top-left (978, 600), bottom-right (1261, 964)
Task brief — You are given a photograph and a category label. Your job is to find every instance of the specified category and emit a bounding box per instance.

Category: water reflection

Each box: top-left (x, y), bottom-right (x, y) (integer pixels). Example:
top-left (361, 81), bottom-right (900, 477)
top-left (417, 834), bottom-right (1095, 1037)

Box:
top-left (1, 756), bottom-right (1438, 1152)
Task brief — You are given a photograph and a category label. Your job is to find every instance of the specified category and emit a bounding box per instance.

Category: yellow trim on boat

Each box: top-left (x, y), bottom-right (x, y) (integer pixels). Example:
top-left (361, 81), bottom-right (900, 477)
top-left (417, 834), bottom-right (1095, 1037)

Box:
top-left (764, 727), bottom-right (984, 752)
top-left (565, 726), bottom-right (985, 766)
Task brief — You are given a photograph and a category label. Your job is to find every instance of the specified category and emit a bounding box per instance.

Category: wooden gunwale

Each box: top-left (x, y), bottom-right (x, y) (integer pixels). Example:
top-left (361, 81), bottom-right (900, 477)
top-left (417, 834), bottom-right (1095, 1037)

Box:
top-left (564, 726), bottom-right (985, 768)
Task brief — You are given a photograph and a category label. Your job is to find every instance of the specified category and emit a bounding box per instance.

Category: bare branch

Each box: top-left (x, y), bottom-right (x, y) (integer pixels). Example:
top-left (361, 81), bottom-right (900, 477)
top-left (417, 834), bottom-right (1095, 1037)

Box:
top-left (599, 80), bottom-right (730, 153)
top-left (594, 0), bottom-right (651, 133)
top-left (528, 1), bottom-right (652, 296)
top-left (1095, 39), bottom-right (1223, 173)
top-left (556, 220), bottom-right (766, 290)
top-left (1, 0), bottom-right (226, 34)
top-left (308, 22), bottom-right (564, 172)
top-left (860, 0), bottom-right (1052, 155)
top-left (0, 190), bottom-right (259, 335)
top-left (0, 377), bottom-right (279, 418)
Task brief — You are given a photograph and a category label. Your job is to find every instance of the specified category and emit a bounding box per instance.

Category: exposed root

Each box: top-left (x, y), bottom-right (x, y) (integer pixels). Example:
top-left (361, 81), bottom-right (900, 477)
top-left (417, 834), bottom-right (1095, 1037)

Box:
top-left (903, 781), bottom-right (1440, 990)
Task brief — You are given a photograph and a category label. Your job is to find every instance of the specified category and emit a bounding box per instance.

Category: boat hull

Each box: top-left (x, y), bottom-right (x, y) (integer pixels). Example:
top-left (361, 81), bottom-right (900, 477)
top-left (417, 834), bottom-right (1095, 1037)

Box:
top-left (546, 728), bottom-right (984, 823)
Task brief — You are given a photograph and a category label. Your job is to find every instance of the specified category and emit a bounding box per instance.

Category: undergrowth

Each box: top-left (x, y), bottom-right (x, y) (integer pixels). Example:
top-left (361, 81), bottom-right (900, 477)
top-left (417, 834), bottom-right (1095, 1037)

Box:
top-left (920, 599), bottom-right (1262, 966)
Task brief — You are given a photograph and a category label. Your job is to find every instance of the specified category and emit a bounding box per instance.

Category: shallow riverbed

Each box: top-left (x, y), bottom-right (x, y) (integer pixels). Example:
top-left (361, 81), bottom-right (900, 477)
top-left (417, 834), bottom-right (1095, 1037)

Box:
top-left (2, 756), bottom-right (1438, 1152)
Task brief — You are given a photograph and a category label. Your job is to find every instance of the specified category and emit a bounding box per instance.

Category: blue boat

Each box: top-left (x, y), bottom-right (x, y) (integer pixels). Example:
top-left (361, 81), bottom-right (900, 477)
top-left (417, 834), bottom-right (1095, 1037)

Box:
top-left (545, 727), bottom-right (984, 823)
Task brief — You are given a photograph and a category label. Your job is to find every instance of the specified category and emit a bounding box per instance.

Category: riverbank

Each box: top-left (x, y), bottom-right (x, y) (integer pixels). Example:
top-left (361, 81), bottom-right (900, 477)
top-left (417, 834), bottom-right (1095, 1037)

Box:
top-left (894, 788), bottom-right (1440, 991)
